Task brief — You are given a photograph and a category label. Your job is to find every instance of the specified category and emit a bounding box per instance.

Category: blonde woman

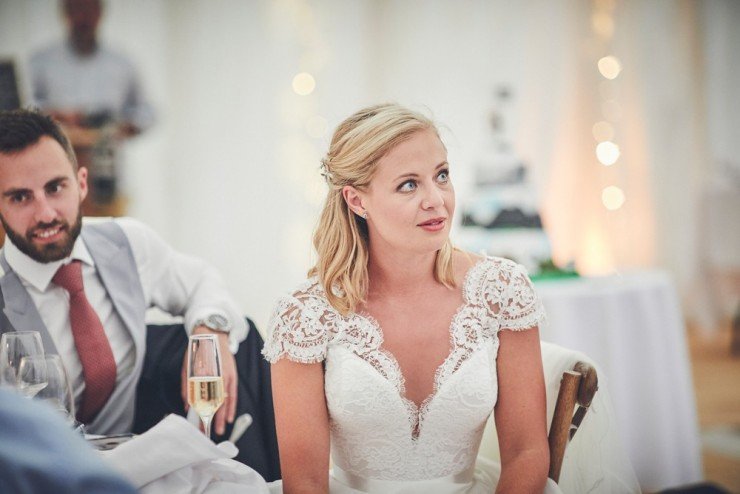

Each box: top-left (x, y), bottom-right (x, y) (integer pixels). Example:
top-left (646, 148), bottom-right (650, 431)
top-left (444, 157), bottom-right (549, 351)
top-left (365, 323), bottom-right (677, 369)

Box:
top-left (264, 104), bottom-right (561, 494)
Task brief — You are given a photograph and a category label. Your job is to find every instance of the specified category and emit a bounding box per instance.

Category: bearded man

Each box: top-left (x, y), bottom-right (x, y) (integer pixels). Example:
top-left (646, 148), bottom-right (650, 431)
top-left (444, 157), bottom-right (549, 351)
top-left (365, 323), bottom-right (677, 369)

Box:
top-left (0, 109), bottom-right (279, 481)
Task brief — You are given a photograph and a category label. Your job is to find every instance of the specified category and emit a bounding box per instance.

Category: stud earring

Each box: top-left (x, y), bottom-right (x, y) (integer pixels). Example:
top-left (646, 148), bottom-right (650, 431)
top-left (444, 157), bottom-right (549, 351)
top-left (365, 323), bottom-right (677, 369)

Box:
top-left (362, 210), bottom-right (368, 220)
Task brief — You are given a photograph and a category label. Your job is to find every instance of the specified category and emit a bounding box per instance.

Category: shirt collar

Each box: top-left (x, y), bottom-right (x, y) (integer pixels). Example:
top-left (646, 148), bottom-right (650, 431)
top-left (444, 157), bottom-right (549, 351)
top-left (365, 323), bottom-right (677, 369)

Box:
top-left (3, 235), bottom-right (95, 292)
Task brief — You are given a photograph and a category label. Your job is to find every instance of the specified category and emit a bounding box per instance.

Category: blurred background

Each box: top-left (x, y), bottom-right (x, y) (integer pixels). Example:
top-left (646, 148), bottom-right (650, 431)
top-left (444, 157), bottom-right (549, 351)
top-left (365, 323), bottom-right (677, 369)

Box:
top-left (1, 0), bottom-right (738, 492)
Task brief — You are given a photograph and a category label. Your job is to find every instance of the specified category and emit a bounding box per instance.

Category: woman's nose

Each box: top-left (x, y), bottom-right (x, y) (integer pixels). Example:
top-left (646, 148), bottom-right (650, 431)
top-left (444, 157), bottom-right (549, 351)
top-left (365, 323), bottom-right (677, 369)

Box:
top-left (421, 185), bottom-right (444, 210)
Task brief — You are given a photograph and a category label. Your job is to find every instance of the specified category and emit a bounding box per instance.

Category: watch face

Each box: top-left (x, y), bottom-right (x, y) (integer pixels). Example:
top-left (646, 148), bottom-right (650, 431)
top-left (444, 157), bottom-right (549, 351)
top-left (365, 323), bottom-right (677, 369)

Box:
top-left (206, 314), bottom-right (230, 331)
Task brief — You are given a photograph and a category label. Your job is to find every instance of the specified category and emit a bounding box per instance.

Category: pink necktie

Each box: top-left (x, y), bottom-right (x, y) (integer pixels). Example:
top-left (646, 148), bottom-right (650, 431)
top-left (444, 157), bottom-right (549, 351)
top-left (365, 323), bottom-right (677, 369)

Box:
top-left (53, 260), bottom-right (116, 424)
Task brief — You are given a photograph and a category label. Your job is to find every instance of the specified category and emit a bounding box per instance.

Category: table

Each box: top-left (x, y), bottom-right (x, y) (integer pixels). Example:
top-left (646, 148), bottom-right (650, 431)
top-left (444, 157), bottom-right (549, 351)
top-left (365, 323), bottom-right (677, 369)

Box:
top-left (534, 270), bottom-right (703, 492)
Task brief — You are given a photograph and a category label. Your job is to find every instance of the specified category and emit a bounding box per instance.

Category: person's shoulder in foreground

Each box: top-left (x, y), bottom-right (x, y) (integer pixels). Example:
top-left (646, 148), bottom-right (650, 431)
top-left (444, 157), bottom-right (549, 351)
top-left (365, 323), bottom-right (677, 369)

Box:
top-left (0, 388), bottom-right (136, 494)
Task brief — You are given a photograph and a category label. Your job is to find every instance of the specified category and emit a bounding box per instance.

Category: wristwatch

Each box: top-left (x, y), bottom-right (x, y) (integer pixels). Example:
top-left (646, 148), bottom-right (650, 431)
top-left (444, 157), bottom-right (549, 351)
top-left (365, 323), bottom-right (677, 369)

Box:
top-left (194, 313), bottom-right (232, 333)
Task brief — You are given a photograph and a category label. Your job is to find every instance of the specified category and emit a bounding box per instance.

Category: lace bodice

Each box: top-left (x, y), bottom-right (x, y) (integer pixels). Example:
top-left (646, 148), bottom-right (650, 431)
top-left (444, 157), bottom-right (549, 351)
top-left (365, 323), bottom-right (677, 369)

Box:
top-left (263, 256), bottom-right (545, 482)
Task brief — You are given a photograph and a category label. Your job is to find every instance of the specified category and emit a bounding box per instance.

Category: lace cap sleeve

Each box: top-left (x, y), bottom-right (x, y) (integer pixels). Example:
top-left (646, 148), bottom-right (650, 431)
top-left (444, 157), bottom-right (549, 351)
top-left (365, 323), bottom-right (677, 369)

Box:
top-left (485, 258), bottom-right (546, 332)
top-left (262, 286), bottom-right (331, 364)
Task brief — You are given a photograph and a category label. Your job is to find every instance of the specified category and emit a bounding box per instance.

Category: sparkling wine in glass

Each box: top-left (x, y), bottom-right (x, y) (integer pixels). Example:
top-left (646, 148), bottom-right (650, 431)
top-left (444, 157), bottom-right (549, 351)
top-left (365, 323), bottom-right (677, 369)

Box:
top-left (187, 334), bottom-right (224, 438)
top-left (0, 331), bottom-right (45, 389)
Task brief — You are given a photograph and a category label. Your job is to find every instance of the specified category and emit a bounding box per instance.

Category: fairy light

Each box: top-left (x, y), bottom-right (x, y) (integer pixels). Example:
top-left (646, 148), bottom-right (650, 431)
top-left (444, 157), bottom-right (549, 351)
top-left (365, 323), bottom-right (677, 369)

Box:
top-left (601, 186), bottom-right (625, 210)
top-left (591, 12), bottom-right (614, 39)
top-left (597, 55), bottom-right (622, 80)
top-left (592, 121), bottom-right (615, 142)
top-left (596, 141), bottom-right (620, 166)
top-left (292, 72), bottom-right (316, 96)
top-left (591, 2), bottom-right (627, 214)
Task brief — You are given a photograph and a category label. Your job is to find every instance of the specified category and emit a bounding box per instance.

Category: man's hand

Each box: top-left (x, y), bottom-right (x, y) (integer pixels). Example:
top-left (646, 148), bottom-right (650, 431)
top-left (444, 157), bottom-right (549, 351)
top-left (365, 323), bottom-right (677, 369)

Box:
top-left (181, 326), bottom-right (238, 437)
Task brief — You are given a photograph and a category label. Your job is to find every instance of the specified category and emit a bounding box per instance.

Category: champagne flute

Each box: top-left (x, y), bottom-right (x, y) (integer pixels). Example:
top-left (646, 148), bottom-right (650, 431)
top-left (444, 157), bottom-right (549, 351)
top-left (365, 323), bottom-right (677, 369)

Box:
top-left (0, 331), bottom-right (45, 389)
top-left (27, 355), bottom-right (77, 425)
top-left (187, 334), bottom-right (224, 438)
top-left (17, 355), bottom-right (49, 398)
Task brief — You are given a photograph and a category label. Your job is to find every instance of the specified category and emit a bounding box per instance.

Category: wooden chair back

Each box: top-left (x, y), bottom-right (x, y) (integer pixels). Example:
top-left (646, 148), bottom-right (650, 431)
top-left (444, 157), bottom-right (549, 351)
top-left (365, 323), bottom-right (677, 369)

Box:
top-left (547, 360), bottom-right (599, 483)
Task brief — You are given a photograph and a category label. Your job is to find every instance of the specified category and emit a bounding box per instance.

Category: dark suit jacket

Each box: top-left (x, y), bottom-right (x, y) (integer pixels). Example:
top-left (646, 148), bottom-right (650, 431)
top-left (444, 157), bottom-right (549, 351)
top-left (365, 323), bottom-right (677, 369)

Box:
top-left (133, 319), bottom-right (281, 482)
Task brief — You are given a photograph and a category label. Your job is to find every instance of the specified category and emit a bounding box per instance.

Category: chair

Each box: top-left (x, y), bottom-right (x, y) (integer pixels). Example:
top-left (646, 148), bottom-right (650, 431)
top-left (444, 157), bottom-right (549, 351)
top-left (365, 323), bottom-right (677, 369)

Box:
top-left (546, 359), bottom-right (598, 482)
top-left (133, 319), bottom-right (281, 482)
top-left (479, 341), bottom-right (640, 493)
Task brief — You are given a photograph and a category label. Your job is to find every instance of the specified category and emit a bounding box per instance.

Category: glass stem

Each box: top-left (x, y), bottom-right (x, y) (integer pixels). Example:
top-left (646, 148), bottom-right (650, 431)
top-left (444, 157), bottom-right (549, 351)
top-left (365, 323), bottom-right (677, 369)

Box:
top-left (201, 415), bottom-right (213, 438)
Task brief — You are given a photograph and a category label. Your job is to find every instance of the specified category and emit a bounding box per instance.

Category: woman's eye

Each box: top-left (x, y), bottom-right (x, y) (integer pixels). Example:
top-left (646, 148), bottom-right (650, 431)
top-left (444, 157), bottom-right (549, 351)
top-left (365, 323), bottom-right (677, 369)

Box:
top-left (398, 180), bottom-right (417, 192)
top-left (437, 169), bottom-right (450, 183)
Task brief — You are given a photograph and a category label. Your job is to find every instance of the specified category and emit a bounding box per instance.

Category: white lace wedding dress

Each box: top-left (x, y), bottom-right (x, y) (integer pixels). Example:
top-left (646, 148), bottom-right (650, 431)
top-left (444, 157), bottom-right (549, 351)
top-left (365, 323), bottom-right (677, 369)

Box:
top-left (263, 257), bottom-right (561, 493)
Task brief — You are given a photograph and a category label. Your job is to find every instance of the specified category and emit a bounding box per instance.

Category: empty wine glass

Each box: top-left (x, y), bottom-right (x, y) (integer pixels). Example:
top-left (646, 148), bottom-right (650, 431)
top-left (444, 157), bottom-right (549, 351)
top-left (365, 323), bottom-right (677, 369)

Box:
top-left (17, 355), bottom-right (49, 398)
top-left (29, 354), bottom-right (77, 426)
top-left (0, 331), bottom-right (44, 389)
top-left (187, 334), bottom-right (224, 438)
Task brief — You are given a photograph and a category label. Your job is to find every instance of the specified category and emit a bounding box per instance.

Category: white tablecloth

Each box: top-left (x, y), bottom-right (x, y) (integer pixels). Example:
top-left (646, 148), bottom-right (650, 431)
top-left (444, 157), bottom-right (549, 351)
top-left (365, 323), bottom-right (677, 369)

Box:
top-left (534, 270), bottom-right (703, 492)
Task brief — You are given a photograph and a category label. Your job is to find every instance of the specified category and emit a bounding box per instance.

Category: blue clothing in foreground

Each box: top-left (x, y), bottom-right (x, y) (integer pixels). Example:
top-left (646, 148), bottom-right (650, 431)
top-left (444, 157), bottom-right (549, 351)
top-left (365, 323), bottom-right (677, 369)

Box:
top-left (0, 389), bottom-right (136, 494)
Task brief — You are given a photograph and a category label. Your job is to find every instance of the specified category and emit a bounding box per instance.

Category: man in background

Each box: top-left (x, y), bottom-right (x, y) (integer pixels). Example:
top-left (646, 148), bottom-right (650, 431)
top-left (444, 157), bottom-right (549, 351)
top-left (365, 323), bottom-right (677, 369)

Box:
top-left (29, 0), bottom-right (155, 216)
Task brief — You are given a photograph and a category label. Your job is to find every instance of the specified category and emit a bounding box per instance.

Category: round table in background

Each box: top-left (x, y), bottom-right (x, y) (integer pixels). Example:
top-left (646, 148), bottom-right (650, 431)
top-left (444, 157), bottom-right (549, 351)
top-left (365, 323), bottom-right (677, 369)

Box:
top-left (534, 270), bottom-right (703, 492)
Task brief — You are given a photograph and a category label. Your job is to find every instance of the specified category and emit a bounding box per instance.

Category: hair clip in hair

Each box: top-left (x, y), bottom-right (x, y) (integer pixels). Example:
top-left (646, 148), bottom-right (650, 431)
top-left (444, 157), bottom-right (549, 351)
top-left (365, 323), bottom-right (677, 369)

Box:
top-left (319, 158), bottom-right (334, 185)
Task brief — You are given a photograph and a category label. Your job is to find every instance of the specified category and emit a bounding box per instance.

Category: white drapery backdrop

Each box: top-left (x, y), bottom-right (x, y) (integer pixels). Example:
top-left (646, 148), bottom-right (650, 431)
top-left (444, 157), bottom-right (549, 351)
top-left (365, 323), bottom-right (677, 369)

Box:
top-left (0, 0), bottom-right (736, 333)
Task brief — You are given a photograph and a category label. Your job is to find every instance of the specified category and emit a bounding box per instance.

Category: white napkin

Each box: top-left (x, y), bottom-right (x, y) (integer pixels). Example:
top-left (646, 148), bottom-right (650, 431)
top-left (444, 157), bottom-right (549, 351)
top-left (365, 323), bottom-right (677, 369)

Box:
top-left (100, 414), bottom-right (269, 494)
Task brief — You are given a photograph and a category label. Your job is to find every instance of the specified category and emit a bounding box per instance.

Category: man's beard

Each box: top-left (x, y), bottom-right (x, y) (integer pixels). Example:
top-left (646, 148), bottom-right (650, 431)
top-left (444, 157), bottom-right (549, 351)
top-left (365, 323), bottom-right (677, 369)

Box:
top-left (1, 212), bottom-right (82, 263)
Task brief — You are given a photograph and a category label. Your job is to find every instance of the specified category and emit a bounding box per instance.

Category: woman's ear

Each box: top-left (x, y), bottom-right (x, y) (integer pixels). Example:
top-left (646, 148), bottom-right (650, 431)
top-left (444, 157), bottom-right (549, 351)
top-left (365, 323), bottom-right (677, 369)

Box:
top-left (342, 185), bottom-right (365, 217)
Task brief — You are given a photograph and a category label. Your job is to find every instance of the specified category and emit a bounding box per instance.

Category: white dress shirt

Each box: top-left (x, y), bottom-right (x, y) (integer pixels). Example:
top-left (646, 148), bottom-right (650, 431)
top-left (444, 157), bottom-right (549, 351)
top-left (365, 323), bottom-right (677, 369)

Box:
top-left (2, 217), bottom-right (247, 413)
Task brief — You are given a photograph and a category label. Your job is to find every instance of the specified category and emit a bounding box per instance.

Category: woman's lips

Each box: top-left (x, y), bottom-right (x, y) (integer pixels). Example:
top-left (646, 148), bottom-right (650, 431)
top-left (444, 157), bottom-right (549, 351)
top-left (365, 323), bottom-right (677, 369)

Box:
top-left (417, 217), bottom-right (446, 232)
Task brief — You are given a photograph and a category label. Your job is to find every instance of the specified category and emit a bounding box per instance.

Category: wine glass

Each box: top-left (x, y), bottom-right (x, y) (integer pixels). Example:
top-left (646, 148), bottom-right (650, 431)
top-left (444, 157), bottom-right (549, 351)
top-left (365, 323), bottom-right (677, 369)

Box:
top-left (17, 355), bottom-right (49, 398)
top-left (24, 355), bottom-right (77, 426)
top-left (0, 331), bottom-right (45, 389)
top-left (187, 334), bottom-right (224, 438)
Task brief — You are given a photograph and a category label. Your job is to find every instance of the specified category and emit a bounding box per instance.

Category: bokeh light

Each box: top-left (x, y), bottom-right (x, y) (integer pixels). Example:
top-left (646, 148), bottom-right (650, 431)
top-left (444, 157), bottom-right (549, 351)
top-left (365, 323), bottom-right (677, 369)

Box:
top-left (292, 72), bottom-right (316, 96)
top-left (591, 12), bottom-right (614, 38)
top-left (598, 56), bottom-right (622, 80)
top-left (592, 121), bottom-right (615, 142)
top-left (602, 186), bottom-right (626, 210)
top-left (596, 141), bottom-right (620, 166)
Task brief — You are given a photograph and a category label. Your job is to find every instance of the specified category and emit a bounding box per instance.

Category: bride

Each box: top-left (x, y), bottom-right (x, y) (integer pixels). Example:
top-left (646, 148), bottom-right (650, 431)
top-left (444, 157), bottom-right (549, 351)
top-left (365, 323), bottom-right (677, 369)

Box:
top-left (263, 103), bottom-right (561, 493)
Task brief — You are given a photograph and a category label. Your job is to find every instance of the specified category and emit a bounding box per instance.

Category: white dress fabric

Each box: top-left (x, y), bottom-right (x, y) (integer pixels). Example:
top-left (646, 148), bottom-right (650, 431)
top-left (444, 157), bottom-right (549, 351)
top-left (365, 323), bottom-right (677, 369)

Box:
top-left (263, 257), bottom-right (561, 493)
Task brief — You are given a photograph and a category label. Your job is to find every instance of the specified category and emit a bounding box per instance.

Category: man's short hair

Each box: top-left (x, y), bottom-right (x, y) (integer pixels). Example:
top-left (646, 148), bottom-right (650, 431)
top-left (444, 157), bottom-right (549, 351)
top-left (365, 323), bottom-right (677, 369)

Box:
top-left (0, 108), bottom-right (78, 170)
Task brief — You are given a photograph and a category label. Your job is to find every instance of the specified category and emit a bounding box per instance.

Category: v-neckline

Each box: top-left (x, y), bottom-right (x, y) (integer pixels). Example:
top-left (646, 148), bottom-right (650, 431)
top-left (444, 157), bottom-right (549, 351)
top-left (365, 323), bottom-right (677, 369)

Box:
top-left (356, 256), bottom-right (487, 439)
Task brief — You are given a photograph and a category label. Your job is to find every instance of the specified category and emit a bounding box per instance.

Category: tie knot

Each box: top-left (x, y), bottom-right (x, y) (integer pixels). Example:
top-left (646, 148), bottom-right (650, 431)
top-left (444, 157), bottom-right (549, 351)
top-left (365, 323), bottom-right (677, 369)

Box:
top-left (52, 260), bottom-right (84, 294)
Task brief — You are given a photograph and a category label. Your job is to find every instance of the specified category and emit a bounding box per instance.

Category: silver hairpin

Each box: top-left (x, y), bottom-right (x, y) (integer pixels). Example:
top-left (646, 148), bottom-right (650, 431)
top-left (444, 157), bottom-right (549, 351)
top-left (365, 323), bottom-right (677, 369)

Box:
top-left (319, 158), bottom-right (333, 184)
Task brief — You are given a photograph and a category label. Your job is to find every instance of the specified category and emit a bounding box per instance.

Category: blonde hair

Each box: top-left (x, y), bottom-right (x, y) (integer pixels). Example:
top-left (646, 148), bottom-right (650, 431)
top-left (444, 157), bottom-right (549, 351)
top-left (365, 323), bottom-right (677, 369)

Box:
top-left (309, 103), bottom-right (456, 315)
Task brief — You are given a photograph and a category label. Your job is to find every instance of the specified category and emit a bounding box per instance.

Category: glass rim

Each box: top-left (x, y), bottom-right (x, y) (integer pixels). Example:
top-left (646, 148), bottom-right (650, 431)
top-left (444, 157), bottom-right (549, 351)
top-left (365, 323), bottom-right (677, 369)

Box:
top-left (2, 331), bottom-right (42, 336)
top-left (19, 354), bottom-right (61, 362)
top-left (189, 334), bottom-right (219, 340)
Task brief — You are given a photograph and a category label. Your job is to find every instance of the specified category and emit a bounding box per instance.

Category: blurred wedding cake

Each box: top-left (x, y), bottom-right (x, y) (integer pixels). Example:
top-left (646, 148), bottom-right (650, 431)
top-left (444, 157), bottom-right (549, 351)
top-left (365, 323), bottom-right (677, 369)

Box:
top-left (456, 87), bottom-right (559, 278)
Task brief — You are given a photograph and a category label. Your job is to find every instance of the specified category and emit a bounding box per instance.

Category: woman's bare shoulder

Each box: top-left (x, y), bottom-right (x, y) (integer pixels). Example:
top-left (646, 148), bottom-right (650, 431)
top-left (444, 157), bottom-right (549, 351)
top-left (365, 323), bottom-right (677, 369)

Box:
top-left (452, 249), bottom-right (485, 282)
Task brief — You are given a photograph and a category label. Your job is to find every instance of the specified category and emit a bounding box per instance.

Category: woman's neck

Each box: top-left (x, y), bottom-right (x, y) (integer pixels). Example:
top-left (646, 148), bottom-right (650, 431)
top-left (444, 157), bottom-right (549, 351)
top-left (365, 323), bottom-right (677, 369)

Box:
top-left (367, 247), bottom-right (438, 298)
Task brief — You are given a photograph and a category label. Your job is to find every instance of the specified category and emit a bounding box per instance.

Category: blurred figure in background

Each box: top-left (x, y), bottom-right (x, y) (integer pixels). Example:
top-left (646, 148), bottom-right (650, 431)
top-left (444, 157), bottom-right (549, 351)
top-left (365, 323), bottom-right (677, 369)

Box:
top-left (28, 0), bottom-right (154, 217)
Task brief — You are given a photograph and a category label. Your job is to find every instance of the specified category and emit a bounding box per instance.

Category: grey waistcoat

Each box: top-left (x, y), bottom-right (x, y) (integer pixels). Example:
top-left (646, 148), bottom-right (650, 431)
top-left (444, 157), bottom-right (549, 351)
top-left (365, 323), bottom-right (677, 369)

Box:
top-left (0, 221), bottom-right (147, 434)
